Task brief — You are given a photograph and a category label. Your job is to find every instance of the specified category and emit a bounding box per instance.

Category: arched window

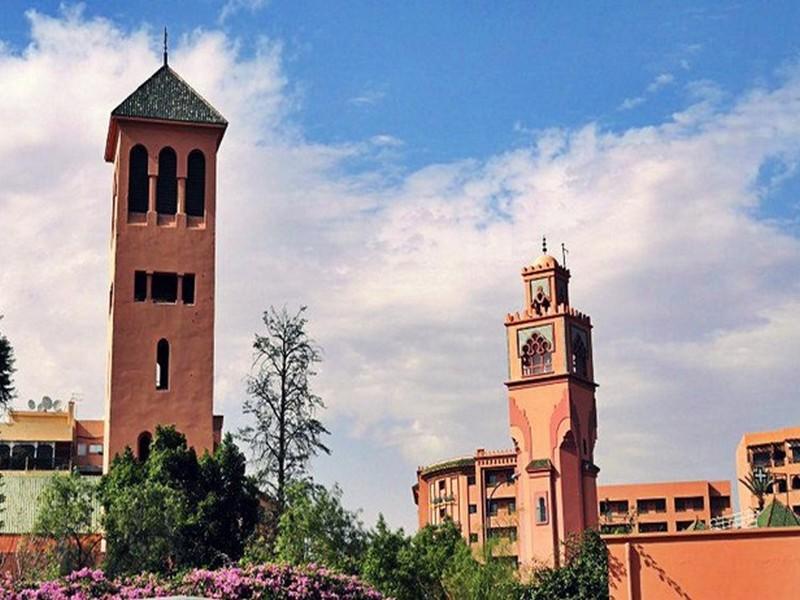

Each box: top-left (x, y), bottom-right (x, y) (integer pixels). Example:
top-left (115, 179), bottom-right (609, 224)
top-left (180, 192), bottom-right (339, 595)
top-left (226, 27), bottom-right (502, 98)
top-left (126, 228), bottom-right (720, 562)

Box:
top-left (776, 478), bottom-right (788, 494)
top-left (11, 444), bottom-right (35, 470)
top-left (536, 496), bottom-right (548, 524)
top-left (128, 145), bottom-right (148, 213)
top-left (156, 338), bottom-right (170, 390)
top-left (137, 431), bottom-right (152, 462)
top-left (571, 334), bottom-right (588, 377)
top-left (520, 332), bottom-right (553, 376)
top-left (792, 475), bottom-right (800, 491)
top-left (186, 150), bottom-right (205, 217)
top-left (156, 147), bottom-right (177, 214)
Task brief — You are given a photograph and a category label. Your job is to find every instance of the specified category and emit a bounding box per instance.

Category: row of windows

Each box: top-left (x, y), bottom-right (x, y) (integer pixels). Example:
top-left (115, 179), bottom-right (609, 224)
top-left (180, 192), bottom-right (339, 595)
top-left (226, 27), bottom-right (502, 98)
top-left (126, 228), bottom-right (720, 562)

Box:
top-left (0, 442), bottom-right (72, 470)
top-left (128, 145), bottom-right (206, 217)
top-left (134, 272), bottom-right (196, 304)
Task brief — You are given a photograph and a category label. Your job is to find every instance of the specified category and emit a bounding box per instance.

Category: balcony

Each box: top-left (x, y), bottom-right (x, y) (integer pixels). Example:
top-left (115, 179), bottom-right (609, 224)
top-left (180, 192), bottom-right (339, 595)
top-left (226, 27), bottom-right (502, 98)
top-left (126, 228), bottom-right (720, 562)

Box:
top-left (637, 498), bottom-right (667, 515)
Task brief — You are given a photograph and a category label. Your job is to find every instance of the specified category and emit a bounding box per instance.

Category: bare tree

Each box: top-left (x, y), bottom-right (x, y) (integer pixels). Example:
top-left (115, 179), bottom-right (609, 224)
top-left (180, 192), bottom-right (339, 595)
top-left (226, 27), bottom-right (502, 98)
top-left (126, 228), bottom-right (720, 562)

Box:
top-left (239, 306), bottom-right (330, 517)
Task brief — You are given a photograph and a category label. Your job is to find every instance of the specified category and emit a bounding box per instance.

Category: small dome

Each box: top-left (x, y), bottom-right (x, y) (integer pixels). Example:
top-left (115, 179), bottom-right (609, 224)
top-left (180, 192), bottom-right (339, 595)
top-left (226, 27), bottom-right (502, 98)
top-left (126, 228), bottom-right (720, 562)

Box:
top-left (533, 254), bottom-right (559, 269)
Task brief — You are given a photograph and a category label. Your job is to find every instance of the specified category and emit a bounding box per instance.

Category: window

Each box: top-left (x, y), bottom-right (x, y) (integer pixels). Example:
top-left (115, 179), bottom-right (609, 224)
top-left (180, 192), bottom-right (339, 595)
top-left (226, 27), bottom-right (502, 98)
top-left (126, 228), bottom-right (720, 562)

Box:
top-left (438, 508), bottom-right (446, 519)
top-left (134, 271), bottom-right (147, 302)
top-left (637, 498), bottom-right (667, 513)
top-left (77, 443), bottom-right (87, 456)
top-left (536, 496), bottom-right (548, 524)
top-left (711, 496), bottom-right (731, 513)
top-left (486, 472), bottom-right (498, 486)
top-left (488, 500), bottom-right (499, 516)
top-left (88, 444), bottom-right (103, 455)
top-left (186, 150), bottom-right (205, 217)
top-left (776, 478), bottom-right (788, 493)
top-left (469, 533), bottom-right (478, 543)
top-left (182, 273), bottom-right (196, 304)
top-left (156, 147), bottom-right (177, 214)
top-left (151, 273), bottom-right (178, 303)
top-left (137, 431), bottom-right (152, 462)
top-left (638, 522), bottom-right (668, 533)
top-left (438, 480), bottom-right (446, 491)
top-left (156, 339), bottom-right (170, 390)
top-left (128, 144), bottom-right (148, 213)
top-left (520, 331), bottom-right (553, 376)
top-left (571, 332), bottom-right (588, 377)
top-left (467, 475), bottom-right (476, 485)
top-left (468, 504), bottom-right (477, 514)
top-left (792, 476), bottom-right (800, 490)
top-left (11, 444), bottom-right (35, 470)
top-left (675, 496), bottom-right (704, 512)
top-left (508, 500), bottom-right (516, 514)
top-left (752, 450), bottom-right (771, 468)
top-left (792, 445), bottom-right (800, 462)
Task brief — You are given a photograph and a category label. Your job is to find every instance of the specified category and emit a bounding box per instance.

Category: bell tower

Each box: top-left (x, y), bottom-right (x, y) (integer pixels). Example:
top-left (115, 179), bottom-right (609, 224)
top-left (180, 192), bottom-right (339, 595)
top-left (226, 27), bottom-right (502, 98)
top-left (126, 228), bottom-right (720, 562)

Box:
top-left (102, 54), bottom-right (227, 471)
top-left (505, 243), bottom-right (599, 566)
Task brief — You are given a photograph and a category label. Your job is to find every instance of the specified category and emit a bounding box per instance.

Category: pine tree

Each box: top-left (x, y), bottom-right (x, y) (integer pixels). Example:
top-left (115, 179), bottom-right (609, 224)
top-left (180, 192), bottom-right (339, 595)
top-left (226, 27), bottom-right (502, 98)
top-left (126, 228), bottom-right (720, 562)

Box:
top-left (0, 315), bottom-right (16, 408)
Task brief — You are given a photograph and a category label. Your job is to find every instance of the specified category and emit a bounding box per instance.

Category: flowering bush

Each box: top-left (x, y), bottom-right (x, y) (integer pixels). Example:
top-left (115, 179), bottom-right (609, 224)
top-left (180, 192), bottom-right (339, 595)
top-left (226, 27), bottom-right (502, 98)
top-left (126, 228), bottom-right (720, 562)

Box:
top-left (0, 564), bottom-right (386, 599)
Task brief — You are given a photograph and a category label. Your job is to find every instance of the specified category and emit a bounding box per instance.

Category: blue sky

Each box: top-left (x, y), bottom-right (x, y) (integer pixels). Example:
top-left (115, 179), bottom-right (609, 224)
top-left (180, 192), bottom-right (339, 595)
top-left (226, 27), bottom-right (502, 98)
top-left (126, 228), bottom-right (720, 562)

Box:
top-left (1, 2), bottom-right (799, 530)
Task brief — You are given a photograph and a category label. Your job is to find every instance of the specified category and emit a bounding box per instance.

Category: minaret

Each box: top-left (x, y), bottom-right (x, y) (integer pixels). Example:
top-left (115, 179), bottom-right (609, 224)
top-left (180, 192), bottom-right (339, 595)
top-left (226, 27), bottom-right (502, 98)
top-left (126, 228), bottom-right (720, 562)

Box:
top-left (102, 52), bottom-right (227, 471)
top-left (505, 242), bottom-right (599, 566)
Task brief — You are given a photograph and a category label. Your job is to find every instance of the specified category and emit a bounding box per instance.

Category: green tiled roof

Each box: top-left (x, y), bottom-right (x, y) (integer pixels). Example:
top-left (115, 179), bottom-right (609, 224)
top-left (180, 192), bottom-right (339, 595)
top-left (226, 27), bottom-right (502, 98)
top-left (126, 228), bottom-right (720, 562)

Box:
top-left (111, 65), bottom-right (227, 126)
top-left (756, 499), bottom-right (800, 528)
top-left (526, 458), bottom-right (552, 471)
top-left (420, 457), bottom-right (475, 477)
top-left (0, 472), bottom-right (103, 534)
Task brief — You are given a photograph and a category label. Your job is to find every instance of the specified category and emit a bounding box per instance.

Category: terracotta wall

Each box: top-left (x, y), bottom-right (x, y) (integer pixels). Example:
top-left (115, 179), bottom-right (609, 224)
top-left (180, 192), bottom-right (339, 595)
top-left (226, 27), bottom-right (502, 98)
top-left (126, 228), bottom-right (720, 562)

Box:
top-left (605, 528), bottom-right (800, 600)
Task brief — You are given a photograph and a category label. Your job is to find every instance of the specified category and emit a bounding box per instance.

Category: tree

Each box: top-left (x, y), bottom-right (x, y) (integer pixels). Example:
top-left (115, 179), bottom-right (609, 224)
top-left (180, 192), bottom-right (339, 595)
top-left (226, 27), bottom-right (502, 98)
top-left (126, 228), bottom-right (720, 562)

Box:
top-left (739, 467), bottom-right (774, 511)
top-left (443, 541), bottom-right (522, 600)
top-left (0, 315), bottom-right (16, 409)
top-left (274, 481), bottom-right (367, 575)
top-left (100, 427), bottom-right (259, 576)
top-left (406, 520), bottom-right (470, 600)
top-left (239, 306), bottom-right (330, 518)
top-left (524, 529), bottom-right (608, 600)
top-left (32, 471), bottom-right (100, 575)
top-left (361, 516), bottom-right (417, 600)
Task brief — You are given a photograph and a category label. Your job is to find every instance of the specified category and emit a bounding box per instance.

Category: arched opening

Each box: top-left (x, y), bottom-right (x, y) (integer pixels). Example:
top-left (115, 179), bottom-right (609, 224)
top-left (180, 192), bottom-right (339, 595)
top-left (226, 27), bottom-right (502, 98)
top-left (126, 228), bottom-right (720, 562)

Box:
top-left (776, 478), bottom-right (788, 494)
top-left (571, 333), bottom-right (588, 377)
top-left (792, 475), bottom-right (800, 490)
top-left (156, 147), bottom-right (177, 214)
top-left (0, 444), bottom-right (10, 469)
top-left (128, 144), bottom-right (149, 213)
top-left (186, 149), bottom-right (205, 217)
top-left (520, 331), bottom-right (553, 376)
top-left (536, 496), bottom-right (548, 523)
top-left (137, 431), bottom-right (152, 462)
top-left (156, 338), bottom-right (170, 390)
top-left (35, 444), bottom-right (54, 470)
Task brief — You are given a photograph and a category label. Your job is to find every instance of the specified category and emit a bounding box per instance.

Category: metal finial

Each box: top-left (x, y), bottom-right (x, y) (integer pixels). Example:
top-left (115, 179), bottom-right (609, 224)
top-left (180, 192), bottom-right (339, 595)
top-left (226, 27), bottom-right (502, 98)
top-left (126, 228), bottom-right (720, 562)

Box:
top-left (542, 236), bottom-right (547, 254)
top-left (561, 242), bottom-right (569, 267)
top-left (163, 27), bottom-right (168, 66)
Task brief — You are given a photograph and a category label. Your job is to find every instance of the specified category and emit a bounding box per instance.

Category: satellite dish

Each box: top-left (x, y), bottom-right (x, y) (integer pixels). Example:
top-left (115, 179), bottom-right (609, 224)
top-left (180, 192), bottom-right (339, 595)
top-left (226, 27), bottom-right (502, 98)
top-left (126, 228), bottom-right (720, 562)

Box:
top-left (41, 396), bottom-right (53, 411)
top-left (52, 400), bottom-right (62, 412)
top-left (27, 399), bottom-right (36, 410)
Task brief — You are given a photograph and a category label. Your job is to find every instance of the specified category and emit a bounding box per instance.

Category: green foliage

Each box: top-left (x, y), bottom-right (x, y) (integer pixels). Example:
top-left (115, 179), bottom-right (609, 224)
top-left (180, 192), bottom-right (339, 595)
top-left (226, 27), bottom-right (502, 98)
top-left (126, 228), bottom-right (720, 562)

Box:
top-left (274, 481), bottom-right (367, 575)
top-left (361, 515), bottom-right (417, 600)
top-left (443, 542), bottom-right (523, 600)
top-left (0, 316), bottom-right (16, 408)
top-left (523, 529), bottom-right (608, 600)
top-left (100, 427), bottom-right (259, 576)
top-left (32, 472), bottom-right (100, 575)
top-left (238, 306), bottom-right (330, 519)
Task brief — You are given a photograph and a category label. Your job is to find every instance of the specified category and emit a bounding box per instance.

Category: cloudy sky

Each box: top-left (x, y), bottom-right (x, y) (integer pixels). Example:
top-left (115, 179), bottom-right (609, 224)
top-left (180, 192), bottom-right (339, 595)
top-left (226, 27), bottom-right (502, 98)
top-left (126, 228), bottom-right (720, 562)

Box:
top-left (0, 2), bottom-right (799, 529)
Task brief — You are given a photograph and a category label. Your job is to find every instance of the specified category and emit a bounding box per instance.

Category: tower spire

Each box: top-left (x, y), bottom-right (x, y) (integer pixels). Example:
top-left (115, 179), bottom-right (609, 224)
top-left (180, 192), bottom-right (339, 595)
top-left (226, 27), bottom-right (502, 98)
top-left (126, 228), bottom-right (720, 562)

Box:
top-left (542, 235), bottom-right (547, 254)
top-left (163, 27), bottom-right (168, 66)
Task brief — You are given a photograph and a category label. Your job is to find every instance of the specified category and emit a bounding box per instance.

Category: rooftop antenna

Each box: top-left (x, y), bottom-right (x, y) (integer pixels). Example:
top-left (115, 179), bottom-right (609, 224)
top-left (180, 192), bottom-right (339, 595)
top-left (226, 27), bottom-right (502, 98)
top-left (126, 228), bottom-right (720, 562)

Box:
top-left (163, 27), bottom-right (168, 66)
top-left (542, 235), bottom-right (547, 254)
top-left (561, 242), bottom-right (569, 267)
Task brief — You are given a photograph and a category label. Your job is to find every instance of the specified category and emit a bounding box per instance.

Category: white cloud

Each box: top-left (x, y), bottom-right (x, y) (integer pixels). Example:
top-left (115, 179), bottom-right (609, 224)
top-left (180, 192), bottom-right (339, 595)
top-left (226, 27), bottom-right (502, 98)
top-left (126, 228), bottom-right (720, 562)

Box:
top-left (218, 0), bottom-right (269, 23)
top-left (647, 72), bottom-right (675, 92)
top-left (348, 88), bottom-right (386, 107)
top-left (1, 9), bottom-right (799, 528)
top-left (618, 95), bottom-right (645, 111)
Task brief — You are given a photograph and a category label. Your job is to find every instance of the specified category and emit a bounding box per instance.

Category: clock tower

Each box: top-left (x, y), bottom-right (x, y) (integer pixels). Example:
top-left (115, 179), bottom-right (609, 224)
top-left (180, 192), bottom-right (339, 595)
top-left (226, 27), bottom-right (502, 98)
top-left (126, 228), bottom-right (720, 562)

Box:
top-left (505, 245), bottom-right (599, 565)
top-left (102, 55), bottom-right (227, 470)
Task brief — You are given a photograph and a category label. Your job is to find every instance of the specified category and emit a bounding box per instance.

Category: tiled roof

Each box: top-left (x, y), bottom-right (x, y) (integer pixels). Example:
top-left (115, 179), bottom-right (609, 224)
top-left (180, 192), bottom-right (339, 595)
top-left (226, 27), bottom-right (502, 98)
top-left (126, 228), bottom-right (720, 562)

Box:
top-left (111, 65), bottom-right (227, 126)
top-left (0, 472), bottom-right (103, 534)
